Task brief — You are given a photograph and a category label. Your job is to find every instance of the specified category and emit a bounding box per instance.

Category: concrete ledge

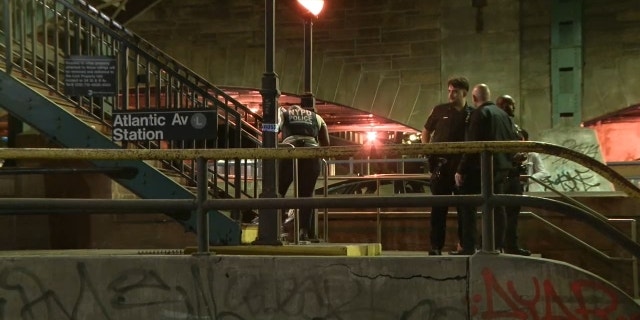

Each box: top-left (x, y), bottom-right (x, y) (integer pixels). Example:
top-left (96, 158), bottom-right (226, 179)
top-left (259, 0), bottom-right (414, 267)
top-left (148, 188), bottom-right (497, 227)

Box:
top-left (0, 251), bottom-right (637, 319)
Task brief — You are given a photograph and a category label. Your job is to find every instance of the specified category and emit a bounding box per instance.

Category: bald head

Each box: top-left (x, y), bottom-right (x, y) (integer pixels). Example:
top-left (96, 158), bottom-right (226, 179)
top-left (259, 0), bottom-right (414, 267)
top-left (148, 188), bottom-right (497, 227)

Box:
top-left (471, 84), bottom-right (491, 107)
top-left (496, 95), bottom-right (516, 117)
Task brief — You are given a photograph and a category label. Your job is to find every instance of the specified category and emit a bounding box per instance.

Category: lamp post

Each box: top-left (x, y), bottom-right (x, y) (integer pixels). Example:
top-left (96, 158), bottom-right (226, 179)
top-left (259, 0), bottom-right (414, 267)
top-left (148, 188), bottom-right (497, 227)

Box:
top-left (297, 0), bottom-right (324, 111)
top-left (254, 0), bottom-right (281, 245)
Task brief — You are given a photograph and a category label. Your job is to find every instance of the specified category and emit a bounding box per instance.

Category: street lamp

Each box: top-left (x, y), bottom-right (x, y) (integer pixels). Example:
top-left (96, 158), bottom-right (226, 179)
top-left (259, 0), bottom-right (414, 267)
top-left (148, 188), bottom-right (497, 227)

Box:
top-left (297, 0), bottom-right (324, 111)
top-left (297, 0), bottom-right (324, 16)
top-left (254, 0), bottom-right (281, 245)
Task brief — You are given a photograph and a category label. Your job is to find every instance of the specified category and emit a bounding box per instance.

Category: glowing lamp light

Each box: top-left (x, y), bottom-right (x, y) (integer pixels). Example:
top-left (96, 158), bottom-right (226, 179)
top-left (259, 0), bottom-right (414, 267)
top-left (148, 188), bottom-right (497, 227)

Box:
top-left (297, 0), bottom-right (325, 16)
top-left (366, 131), bottom-right (377, 143)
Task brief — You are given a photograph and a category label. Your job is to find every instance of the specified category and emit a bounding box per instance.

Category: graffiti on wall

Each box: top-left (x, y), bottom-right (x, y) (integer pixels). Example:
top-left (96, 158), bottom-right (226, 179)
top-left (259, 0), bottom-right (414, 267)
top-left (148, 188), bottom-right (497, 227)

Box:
top-left (0, 262), bottom-right (467, 320)
top-left (471, 268), bottom-right (640, 320)
top-left (537, 126), bottom-right (614, 192)
top-left (0, 261), bottom-right (638, 319)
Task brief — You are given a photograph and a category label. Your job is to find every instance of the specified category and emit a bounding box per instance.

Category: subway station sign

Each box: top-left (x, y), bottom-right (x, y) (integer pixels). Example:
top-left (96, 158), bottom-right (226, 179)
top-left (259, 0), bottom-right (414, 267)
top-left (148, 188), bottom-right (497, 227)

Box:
top-left (111, 110), bottom-right (216, 141)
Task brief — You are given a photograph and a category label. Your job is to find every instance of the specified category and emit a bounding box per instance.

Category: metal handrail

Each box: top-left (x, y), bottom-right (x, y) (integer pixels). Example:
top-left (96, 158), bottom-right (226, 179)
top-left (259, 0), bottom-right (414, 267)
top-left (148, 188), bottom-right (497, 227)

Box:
top-left (321, 158), bottom-right (329, 241)
top-left (318, 157), bottom-right (429, 242)
top-left (526, 175), bottom-right (638, 298)
top-left (525, 212), bottom-right (637, 298)
top-left (0, 142), bottom-right (635, 194)
top-left (528, 175), bottom-right (616, 224)
top-left (326, 157), bottom-right (427, 176)
top-left (1, 0), bottom-right (263, 204)
top-left (2, 143), bottom-right (637, 249)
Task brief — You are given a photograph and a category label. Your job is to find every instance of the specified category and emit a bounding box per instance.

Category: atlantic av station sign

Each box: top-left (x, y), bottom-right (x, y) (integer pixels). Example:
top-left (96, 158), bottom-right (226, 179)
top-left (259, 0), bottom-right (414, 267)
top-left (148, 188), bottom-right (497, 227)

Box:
top-left (111, 109), bottom-right (216, 142)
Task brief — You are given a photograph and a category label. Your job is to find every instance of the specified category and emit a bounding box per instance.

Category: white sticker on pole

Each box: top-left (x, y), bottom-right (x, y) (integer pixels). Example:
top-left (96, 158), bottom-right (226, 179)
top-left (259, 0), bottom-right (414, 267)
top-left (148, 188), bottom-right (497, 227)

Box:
top-left (263, 123), bottom-right (278, 132)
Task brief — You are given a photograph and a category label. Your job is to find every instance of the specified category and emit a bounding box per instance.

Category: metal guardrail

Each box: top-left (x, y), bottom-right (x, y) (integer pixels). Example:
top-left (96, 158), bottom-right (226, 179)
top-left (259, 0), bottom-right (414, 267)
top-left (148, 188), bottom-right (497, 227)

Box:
top-left (316, 156), bottom-right (428, 241)
top-left (1, 142), bottom-right (639, 255)
top-left (525, 211), bottom-right (638, 298)
top-left (526, 175), bottom-right (638, 298)
top-left (0, 142), bottom-right (639, 295)
top-left (325, 157), bottom-right (427, 176)
top-left (316, 172), bottom-right (431, 243)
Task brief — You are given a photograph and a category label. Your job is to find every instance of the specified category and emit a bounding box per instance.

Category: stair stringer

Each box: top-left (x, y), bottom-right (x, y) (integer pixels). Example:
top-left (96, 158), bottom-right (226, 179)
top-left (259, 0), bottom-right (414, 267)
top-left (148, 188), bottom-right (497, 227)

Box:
top-left (0, 71), bottom-right (240, 245)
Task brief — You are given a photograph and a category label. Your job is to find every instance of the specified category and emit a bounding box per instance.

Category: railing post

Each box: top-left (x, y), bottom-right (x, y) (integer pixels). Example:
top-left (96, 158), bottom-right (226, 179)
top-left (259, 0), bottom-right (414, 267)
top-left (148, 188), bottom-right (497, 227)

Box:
top-left (631, 219), bottom-right (638, 299)
top-left (349, 156), bottom-right (354, 175)
top-left (3, 0), bottom-right (13, 73)
top-left (293, 157), bottom-right (299, 244)
top-left (195, 157), bottom-right (210, 255)
top-left (480, 151), bottom-right (496, 253)
top-left (376, 176), bottom-right (382, 243)
top-left (321, 158), bottom-right (329, 242)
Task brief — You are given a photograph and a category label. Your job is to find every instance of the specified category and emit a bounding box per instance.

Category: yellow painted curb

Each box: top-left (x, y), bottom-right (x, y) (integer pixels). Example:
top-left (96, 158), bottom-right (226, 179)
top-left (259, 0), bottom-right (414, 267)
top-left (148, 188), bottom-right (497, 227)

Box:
top-left (184, 243), bottom-right (381, 256)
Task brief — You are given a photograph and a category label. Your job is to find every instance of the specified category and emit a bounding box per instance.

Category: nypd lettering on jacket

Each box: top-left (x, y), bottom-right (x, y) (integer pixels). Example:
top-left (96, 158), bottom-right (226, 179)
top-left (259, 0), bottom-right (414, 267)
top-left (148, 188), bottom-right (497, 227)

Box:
top-left (287, 108), bottom-right (314, 125)
top-left (282, 106), bottom-right (319, 138)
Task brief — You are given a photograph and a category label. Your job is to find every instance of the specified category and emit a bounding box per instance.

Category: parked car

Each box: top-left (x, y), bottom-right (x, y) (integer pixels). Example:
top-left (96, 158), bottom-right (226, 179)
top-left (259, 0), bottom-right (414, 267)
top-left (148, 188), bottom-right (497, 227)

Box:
top-left (315, 174), bottom-right (431, 196)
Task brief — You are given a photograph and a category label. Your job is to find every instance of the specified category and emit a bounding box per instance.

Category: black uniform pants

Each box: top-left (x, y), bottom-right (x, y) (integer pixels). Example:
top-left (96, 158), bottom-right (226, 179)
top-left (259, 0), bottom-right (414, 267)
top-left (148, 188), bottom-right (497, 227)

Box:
top-left (429, 159), bottom-right (462, 251)
top-left (500, 175), bottom-right (524, 249)
top-left (278, 157), bottom-right (321, 237)
top-left (458, 169), bottom-right (508, 252)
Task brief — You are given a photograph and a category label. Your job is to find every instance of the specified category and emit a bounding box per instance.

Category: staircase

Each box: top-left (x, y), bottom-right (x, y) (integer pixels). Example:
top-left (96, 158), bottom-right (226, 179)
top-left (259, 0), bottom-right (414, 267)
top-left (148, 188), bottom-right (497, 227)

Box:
top-left (0, 0), bottom-right (264, 244)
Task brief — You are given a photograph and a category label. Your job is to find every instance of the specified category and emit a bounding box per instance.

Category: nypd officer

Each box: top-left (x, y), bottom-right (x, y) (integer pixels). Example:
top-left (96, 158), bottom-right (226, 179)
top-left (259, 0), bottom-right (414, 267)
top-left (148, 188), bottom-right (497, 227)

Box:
top-left (277, 104), bottom-right (330, 241)
top-left (422, 76), bottom-right (473, 255)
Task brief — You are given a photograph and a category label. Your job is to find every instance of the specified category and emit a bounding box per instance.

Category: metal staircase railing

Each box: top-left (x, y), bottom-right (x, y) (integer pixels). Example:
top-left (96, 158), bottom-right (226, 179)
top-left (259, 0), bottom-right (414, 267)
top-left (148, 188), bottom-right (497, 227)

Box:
top-left (0, 0), bottom-right (266, 241)
top-left (2, 0), bottom-right (263, 195)
top-left (524, 175), bottom-right (638, 298)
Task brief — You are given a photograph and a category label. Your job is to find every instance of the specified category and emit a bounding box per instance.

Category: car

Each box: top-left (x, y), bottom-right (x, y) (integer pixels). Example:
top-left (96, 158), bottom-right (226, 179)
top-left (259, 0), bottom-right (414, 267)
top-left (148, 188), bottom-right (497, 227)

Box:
top-left (314, 174), bottom-right (431, 196)
top-left (277, 174), bottom-right (432, 240)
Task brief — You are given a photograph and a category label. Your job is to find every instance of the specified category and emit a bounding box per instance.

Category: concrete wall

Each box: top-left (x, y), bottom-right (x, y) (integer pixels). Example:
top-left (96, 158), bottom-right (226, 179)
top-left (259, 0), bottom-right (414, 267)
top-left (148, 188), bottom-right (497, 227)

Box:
top-left (583, 0), bottom-right (640, 121)
top-left (127, 0), bottom-right (640, 139)
top-left (0, 253), bottom-right (637, 319)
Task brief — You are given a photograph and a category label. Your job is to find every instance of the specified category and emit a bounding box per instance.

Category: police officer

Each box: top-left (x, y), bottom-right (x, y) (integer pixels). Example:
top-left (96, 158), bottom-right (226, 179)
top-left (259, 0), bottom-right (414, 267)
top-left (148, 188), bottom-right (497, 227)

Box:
top-left (278, 104), bottom-right (330, 241)
top-left (455, 84), bottom-right (521, 255)
top-left (495, 95), bottom-right (531, 256)
top-left (422, 77), bottom-right (474, 255)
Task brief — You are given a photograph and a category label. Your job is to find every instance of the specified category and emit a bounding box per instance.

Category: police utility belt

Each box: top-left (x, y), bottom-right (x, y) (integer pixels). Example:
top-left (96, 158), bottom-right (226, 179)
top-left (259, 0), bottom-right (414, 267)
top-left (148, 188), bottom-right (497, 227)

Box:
top-left (282, 135), bottom-right (319, 147)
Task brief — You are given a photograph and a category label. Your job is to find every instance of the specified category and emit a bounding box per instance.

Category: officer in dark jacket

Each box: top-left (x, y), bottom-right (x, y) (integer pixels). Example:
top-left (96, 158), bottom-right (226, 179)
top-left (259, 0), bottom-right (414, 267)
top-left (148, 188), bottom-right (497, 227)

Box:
top-left (496, 95), bottom-right (531, 256)
top-left (454, 84), bottom-right (521, 255)
top-left (422, 76), bottom-right (473, 256)
top-left (278, 104), bottom-right (330, 241)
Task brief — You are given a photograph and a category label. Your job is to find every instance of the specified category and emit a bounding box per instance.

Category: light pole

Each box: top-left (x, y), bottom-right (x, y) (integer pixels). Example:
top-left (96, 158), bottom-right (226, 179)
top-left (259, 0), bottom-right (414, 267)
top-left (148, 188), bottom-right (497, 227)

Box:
top-left (297, 0), bottom-right (324, 111)
top-left (254, 0), bottom-right (281, 245)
